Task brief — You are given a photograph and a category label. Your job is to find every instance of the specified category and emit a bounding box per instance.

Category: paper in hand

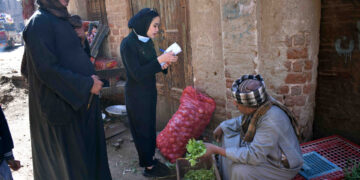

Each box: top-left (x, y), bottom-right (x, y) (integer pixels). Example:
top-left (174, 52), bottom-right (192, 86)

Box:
top-left (160, 42), bottom-right (182, 68)
top-left (165, 42), bottom-right (182, 55)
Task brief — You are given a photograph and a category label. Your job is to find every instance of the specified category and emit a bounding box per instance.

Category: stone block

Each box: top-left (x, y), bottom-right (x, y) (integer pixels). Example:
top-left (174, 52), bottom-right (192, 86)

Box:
top-left (287, 47), bottom-right (308, 59)
top-left (305, 60), bottom-right (313, 70)
top-left (285, 73), bottom-right (307, 84)
top-left (285, 35), bottom-right (293, 47)
top-left (277, 85), bottom-right (289, 95)
top-left (292, 60), bottom-right (304, 72)
top-left (291, 85), bottom-right (302, 96)
top-left (284, 95), bottom-right (306, 107)
top-left (303, 84), bottom-right (313, 94)
top-left (294, 33), bottom-right (305, 46)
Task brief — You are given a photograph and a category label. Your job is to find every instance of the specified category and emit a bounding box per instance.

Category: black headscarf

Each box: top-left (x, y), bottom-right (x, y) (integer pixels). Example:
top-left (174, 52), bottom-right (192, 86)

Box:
top-left (128, 8), bottom-right (159, 37)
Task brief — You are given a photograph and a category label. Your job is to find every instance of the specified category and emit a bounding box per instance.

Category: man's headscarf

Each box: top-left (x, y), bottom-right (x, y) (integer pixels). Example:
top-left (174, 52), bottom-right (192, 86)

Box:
top-left (230, 74), bottom-right (302, 143)
top-left (37, 0), bottom-right (69, 18)
top-left (36, 0), bottom-right (80, 27)
top-left (128, 8), bottom-right (159, 37)
top-left (231, 74), bottom-right (268, 107)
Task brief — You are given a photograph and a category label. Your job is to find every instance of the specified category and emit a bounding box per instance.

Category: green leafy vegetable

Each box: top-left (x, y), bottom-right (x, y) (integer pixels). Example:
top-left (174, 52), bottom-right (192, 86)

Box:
top-left (185, 139), bottom-right (206, 166)
top-left (184, 169), bottom-right (215, 180)
top-left (344, 159), bottom-right (360, 180)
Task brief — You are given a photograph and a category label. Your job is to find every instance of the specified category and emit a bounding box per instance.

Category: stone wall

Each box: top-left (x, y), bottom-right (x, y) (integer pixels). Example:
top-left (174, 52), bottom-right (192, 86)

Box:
top-left (188, 0), bottom-right (321, 141)
top-left (258, 0), bottom-right (321, 141)
top-left (188, 0), bottom-right (227, 130)
top-left (220, 0), bottom-right (259, 119)
top-left (68, 0), bottom-right (322, 141)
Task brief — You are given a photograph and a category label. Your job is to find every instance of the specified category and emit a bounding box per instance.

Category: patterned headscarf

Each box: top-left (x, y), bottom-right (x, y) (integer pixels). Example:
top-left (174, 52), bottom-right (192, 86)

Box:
top-left (231, 74), bottom-right (267, 107)
top-left (231, 75), bottom-right (303, 144)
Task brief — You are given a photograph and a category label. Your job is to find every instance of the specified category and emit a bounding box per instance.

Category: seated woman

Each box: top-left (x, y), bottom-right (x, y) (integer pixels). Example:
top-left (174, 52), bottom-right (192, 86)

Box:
top-left (202, 74), bottom-right (304, 180)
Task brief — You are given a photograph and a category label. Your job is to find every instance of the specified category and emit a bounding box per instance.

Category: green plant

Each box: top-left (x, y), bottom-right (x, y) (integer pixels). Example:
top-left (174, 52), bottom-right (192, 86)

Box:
top-left (184, 168), bottom-right (215, 180)
top-left (344, 159), bottom-right (360, 180)
top-left (185, 139), bottom-right (207, 166)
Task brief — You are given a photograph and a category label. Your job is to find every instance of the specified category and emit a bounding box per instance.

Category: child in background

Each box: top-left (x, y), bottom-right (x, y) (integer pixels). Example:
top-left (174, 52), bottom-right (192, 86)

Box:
top-left (69, 15), bottom-right (91, 57)
top-left (87, 24), bottom-right (98, 45)
top-left (0, 105), bottom-right (21, 180)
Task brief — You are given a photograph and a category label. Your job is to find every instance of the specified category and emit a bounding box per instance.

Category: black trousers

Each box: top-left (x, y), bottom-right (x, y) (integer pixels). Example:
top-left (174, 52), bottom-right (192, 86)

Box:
top-left (125, 90), bottom-right (157, 167)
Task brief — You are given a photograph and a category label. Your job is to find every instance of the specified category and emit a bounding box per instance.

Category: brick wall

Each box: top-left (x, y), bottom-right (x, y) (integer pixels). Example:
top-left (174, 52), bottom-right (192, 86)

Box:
top-left (255, 0), bottom-right (320, 142)
top-left (190, 0), bottom-right (320, 141)
top-left (104, 0), bottom-right (130, 63)
top-left (314, 1), bottom-right (360, 143)
top-left (280, 32), bottom-right (317, 141)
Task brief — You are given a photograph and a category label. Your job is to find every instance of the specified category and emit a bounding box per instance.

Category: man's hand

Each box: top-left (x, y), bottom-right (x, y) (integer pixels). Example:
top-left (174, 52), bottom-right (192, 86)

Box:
top-left (213, 125), bottom-right (223, 143)
top-left (202, 143), bottom-right (219, 158)
top-left (90, 75), bottom-right (103, 95)
top-left (202, 143), bottom-right (226, 158)
top-left (7, 160), bottom-right (21, 171)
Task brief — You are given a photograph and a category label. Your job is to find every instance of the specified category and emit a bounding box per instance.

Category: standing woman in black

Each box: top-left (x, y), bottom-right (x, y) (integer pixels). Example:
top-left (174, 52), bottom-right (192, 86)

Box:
top-left (120, 8), bottom-right (178, 178)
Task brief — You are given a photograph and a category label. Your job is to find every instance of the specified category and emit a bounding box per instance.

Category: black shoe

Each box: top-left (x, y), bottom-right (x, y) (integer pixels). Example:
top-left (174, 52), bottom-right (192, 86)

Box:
top-left (143, 161), bottom-right (170, 178)
top-left (154, 159), bottom-right (170, 171)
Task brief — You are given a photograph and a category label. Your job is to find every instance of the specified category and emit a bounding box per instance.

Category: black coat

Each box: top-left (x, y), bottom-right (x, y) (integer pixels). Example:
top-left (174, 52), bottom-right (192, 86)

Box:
top-left (22, 9), bottom-right (111, 180)
top-left (0, 106), bottom-right (14, 162)
top-left (120, 31), bottom-right (167, 167)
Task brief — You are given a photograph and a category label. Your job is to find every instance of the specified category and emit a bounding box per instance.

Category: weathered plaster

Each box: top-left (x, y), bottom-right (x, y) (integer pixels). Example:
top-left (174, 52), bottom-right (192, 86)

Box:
top-left (188, 0), bottom-right (227, 127)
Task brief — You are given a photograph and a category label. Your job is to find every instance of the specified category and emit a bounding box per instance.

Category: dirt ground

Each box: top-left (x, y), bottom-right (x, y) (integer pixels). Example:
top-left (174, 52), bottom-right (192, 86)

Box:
top-left (0, 46), bottom-right (176, 180)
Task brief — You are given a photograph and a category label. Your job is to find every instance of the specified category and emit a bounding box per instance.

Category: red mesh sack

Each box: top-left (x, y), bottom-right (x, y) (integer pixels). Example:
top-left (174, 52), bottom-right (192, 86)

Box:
top-left (156, 86), bottom-right (216, 163)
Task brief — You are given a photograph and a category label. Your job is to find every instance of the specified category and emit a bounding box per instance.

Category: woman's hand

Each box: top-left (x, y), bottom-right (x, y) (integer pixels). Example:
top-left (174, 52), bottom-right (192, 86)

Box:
top-left (90, 75), bottom-right (103, 95)
top-left (161, 62), bottom-right (169, 70)
top-left (157, 52), bottom-right (178, 64)
top-left (213, 125), bottom-right (223, 143)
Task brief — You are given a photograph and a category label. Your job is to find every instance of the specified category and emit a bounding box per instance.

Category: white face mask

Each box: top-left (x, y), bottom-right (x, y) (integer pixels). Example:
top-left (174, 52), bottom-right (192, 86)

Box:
top-left (137, 34), bottom-right (150, 43)
top-left (133, 30), bottom-right (150, 43)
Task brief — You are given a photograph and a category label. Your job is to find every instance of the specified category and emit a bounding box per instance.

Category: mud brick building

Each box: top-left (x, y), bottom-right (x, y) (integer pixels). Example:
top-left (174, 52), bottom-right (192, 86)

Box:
top-left (66, 0), bottom-right (360, 143)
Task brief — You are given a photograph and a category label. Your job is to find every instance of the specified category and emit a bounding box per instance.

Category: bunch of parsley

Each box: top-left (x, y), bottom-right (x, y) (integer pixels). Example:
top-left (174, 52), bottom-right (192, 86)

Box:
top-left (184, 169), bottom-right (215, 180)
top-left (185, 139), bottom-right (207, 167)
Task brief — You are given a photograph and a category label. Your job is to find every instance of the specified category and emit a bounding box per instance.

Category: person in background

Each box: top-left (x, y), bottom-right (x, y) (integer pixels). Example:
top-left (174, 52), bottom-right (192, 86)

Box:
top-left (202, 74), bottom-right (303, 180)
top-left (0, 105), bottom-right (21, 180)
top-left (120, 8), bottom-right (178, 178)
top-left (20, 0), bottom-right (111, 179)
top-left (69, 15), bottom-right (91, 57)
top-left (87, 24), bottom-right (97, 45)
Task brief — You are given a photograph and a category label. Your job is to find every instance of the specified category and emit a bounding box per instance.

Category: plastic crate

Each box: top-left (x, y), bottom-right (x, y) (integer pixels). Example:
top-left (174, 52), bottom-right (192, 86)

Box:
top-left (176, 155), bottom-right (221, 180)
top-left (294, 135), bottom-right (360, 180)
top-left (299, 151), bottom-right (342, 179)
